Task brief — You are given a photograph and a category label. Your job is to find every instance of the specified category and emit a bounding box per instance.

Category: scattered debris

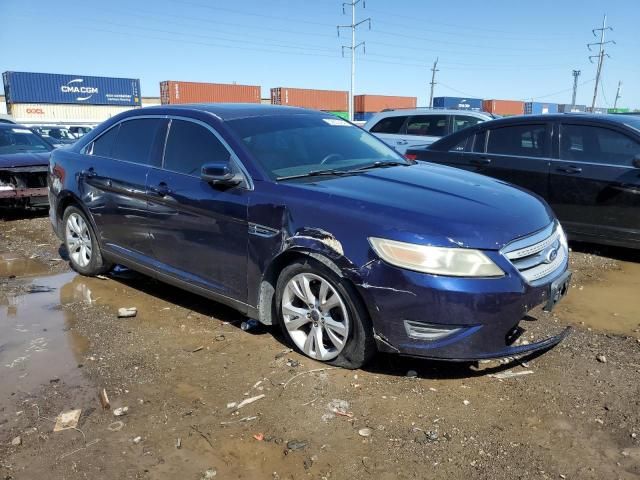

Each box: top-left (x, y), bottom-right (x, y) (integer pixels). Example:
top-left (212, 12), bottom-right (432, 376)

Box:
top-left (132, 436), bottom-right (142, 444)
top-left (53, 409), bottom-right (82, 432)
top-left (201, 468), bottom-right (217, 479)
top-left (192, 346), bottom-right (204, 353)
top-left (282, 367), bottom-right (336, 389)
top-left (99, 388), bottom-right (111, 410)
top-left (176, 438), bottom-right (182, 449)
top-left (11, 436), bottom-right (22, 446)
top-left (240, 319), bottom-right (259, 331)
top-left (28, 285), bottom-right (55, 293)
top-left (286, 359), bottom-right (300, 368)
top-left (191, 425), bottom-right (214, 449)
top-left (406, 370), bottom-right (418, 378)
top-left (215, 334), bottom-right (225, 341)
top-left (117, 307), bottom-right (137, 318)
top-left (108, 421), bottom-right (124, 432)
top-left (488, 370), bottom-right (534, 380)
top-left (113, 406), bottom-right (129, 417)
top-left (327, 399), bottom-right (351, 419)
top-left (287, 440), bottom-right (307, 451)
top-left (59, 438), bottom-right (101, 460)
top-left (220, 415), bottom-right (258, 426)
top-left (463, 400), bottom-right (471, 406)
top-left (275, 348), bottom-right (293, 359)
top-left (596, 354), bottom-right (607, 363)
top-left (226, 402), bottom-right (237, 409)
top-left (96, 275), bottom-right (109, 280)
top-left (236, 394), bottom-right (265, 409)
top-left (358, 428), bottom-right (372, 437)
top-left (253, 433), bottom-right (265, 441)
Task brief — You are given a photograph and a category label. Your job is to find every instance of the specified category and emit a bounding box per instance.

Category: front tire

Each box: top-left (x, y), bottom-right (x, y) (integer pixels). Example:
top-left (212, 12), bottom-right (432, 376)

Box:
top-left (63, 206), bottom-right (112, 276)
top-left (276, 259), bottom-right (375, 369)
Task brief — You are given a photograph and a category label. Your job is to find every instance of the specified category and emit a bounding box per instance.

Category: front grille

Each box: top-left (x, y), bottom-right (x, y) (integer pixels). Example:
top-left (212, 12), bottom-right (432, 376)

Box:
top-left (502, 223), bottom-right (567, 285)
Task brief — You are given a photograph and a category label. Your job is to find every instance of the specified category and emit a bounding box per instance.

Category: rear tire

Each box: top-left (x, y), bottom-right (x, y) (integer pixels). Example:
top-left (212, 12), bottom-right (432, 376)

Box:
top-left (276, 259), bottom-right (375, 369)
top-left (63, 206), bottom-right (112, 276)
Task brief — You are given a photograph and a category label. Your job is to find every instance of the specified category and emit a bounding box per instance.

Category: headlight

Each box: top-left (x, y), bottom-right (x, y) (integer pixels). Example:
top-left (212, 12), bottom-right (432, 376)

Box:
top-left (557, 223), bottom-right (568, 251)
top-left (369, 237), bottom-right (504, 277)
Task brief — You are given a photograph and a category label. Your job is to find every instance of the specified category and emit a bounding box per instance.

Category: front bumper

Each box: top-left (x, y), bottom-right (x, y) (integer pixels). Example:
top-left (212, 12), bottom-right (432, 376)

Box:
top-left (356, 251), bottom-right (570, 361)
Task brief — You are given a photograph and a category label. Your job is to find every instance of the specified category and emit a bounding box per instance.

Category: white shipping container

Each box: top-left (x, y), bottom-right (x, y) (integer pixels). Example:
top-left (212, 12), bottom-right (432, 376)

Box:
top-left (8, 103), bottom-right (140, 124)
top-left (0, 102), bottom-right (7, 115)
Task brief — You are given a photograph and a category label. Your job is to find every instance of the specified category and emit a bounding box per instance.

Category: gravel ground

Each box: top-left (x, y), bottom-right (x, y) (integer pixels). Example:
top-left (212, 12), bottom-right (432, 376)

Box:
top-left (1, 213), bottom-right (639, 480)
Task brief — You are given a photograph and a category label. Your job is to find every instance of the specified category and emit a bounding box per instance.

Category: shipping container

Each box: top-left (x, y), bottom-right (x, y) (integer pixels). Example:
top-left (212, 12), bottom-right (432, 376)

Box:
top-left (557, 104), bottom-right (586, 113)
top-left (8, 103), bottom-right (139, 124)
top-left (3, 71), bottom-right (140, 106)
top-left (608, 107), bottom-right (630, 114)
top-left (482, 99), bottom-right (524, 116)
top-left (271, 87), bottom-right (348, 111)
top-left (433, 96), bottom-right (483, 111)
top-left (141, 97), bottom-right (161, 107)
top-left (160, 81), bottom-right (260, 104)
top-left (354, 95), bottom-right (416, 113)
top-left (354, 112), bottom-right (376, 122)
top-left (524, 102), bottom-right (558, 115)
top-left (586, 107), bottom-right (608, 114)
top-left (327, 111), bottom-right (349, 120)
top-left (0, 96), bottom-right (6, 116)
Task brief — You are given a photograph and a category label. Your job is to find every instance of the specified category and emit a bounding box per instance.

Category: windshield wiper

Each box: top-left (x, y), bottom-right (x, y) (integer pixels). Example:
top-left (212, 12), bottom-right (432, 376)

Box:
top-left (351, 161), bottom-right (410, 171)
top-left (276, 169), bottom-right (355, 181)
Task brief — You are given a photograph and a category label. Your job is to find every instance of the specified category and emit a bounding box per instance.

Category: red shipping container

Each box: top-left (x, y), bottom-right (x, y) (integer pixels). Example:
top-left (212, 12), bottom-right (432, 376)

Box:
top-left (354, 95), bottom-right (417, 112)
top-left (482, 99), bottom-right (524, 116)
top-left (271, 87), bottom-right (348, 111)
top-left (160, 81), bottom-right (260, 104)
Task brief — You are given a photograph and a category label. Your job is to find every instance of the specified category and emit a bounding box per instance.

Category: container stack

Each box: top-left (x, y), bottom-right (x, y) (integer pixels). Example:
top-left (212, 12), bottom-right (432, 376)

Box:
top-left (482, 99), bottom-right (525, 116)
top-left (354, 94), bottom-right (417, 121)
top-left (160, 81), bottom-right (260, 104)
top-left (2, 71), bottom-right (141, 124)
top-left (557, 104), bottom-right (587, 113)
top-left (270, 87), bottom-right (348, 115)
top-left (433, 97), bottom-right (483, 111)
top-left (524, 102), bottom-right (558, 115)
top-left (586, 107), bottom-right (608, 114)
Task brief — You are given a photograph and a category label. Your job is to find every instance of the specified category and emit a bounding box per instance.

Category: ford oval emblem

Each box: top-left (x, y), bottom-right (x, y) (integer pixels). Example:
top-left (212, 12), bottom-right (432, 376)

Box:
top-left (545, 247), bottom-right (558, 264)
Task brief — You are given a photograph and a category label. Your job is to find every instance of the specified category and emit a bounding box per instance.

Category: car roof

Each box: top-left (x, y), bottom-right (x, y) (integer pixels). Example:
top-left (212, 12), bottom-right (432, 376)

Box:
top-left (477, 113), bottom-right (637, 127)
top-left (140, 103), bottom-right (322, 121)
top-left (375, 108), bottom-right (491, 117)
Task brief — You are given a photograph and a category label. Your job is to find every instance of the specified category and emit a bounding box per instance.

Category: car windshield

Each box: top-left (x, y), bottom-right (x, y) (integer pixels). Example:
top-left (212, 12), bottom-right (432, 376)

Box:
top-left (45, 128), bottom-right (76, 140)
top-left (0, 126), bottom-right (53, 154)
top-left (226, 114), bottom-right (407, 180)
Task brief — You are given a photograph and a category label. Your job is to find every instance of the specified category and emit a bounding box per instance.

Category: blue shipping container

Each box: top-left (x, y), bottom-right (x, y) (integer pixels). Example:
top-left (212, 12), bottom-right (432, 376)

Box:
top-left (3, 71), bottom-right (141, 106)
top-left (524, 102), bottom-right (559, 115)
top-left (433, 96), bottom-right (483, 111)
top-left (354, 112), bottom-right (376, 122)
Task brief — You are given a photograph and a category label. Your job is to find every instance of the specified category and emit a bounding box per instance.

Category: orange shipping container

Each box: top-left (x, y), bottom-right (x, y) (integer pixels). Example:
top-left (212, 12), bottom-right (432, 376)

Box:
top-left (160, 81), bottom-right (261, 104)
top-left (354, 94), bottom-right (417, 112)
top-left (482, 99), bottom-right (524, 116)
top-left (271, 87), bottom-right (348, 111)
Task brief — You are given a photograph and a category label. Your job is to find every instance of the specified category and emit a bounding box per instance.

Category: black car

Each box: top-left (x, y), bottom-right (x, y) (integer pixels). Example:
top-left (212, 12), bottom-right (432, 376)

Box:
top-left (406, 114), bottom-right (640, 249)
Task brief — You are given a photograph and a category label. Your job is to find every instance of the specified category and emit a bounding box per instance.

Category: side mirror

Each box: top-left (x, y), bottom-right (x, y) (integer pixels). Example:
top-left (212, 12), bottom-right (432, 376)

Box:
top-left (201, 160), bottom-right (243, 187)
top-left (633, 155), bottom-right (640, 169)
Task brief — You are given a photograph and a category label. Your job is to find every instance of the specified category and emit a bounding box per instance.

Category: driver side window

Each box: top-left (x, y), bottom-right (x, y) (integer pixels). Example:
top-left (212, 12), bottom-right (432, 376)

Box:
top-left (163, 120), bottom-right (231, 176)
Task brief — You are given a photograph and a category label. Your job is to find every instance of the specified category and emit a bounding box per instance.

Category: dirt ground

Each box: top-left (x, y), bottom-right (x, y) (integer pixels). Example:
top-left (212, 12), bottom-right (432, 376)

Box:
top-left (1, 211), bottom-right (639, 480)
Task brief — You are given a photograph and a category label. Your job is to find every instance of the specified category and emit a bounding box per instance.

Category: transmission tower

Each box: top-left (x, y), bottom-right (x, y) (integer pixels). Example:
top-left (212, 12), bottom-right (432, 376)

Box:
top-left (571, 70), bottom-right (581, 107)
top-left (588, 15), bottom-right (615, 110)
top-left (337, 1), bottom-right (371, 121)
top-left (613, 81), bottom-right (622, 109)
top-left (429, 58), bottom-right (439, 108)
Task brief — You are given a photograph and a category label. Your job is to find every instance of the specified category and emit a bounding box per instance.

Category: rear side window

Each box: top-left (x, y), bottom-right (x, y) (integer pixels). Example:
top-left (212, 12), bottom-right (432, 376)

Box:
top-left (370, 116), bottom-right (407, 134)
top-left (560, 124), bottom-right (640, 166)
top-left (92, 124), bottom-right (120, 158)
top-left (406, 115), bottom-right (448, 137)
top-left (451, 131), bottom-right (486, 153)
top-left (163, 120), bottom-right (231, 176)
top-left (453, 115), bottom-right (484, 133)
top-left (487, 124), bottom-right (547, 158)
top-left (111, 119), bottom-right (164, 166)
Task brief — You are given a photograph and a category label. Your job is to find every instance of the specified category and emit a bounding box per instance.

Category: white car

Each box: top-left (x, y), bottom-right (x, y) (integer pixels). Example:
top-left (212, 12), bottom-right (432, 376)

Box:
top-left (363, 109), bottom-right (494, 154)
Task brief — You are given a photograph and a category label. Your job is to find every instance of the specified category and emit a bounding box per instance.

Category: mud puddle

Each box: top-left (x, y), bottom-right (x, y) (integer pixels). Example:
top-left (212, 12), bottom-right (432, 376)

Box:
top-left (0, 272), bottom-right (90, 411)
top-left (0, 251), bottom-right (51, 277)
top-left (560, 259), bottom-right (640, 337)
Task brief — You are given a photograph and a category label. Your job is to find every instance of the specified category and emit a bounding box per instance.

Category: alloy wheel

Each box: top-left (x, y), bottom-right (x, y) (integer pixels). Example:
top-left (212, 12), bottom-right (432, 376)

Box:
top-left (65, 213), bottom-right (93, 268)
top-left (281, 273), bottom-right (349, 361)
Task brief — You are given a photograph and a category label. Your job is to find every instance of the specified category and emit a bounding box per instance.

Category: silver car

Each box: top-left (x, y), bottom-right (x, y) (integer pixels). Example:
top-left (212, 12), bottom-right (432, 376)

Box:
top-left (363, 109), bottom-right (493, 154)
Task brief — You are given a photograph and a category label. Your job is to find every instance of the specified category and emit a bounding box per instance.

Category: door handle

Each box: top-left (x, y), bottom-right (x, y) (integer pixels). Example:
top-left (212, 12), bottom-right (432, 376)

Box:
top-left (396, 140), bottom-right (409, 145)
top-left (557, 166), bottom-right (582, 174)
top-left (470, 157), bottom-right (492, 165)
top-left (149, 182), bottom-right (170, 197)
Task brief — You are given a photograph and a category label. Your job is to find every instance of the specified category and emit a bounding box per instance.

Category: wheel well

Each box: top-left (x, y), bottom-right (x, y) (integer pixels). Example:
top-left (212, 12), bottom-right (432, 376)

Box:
top-left (257, 249), bottom-right (366, 327)
top-left (57, 193), bottom-right (80, 221)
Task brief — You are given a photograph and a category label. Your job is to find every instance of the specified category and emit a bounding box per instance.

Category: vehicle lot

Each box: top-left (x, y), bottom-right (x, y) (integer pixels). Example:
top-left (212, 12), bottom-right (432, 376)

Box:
top-left (0, 212), bottom-right (639, 480)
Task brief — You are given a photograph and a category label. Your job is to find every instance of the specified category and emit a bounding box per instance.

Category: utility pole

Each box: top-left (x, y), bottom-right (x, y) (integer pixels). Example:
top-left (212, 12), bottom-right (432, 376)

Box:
top-left (571, 70), bottom-right (581, 107)
top-left (338, 0), bottom-right (371, 121)
top-left (613, 80), bottom-right (622, 108)
top-left (429, 58), bottom-right (439, 108)
top-left (588, 14), bottom-right (615, 110)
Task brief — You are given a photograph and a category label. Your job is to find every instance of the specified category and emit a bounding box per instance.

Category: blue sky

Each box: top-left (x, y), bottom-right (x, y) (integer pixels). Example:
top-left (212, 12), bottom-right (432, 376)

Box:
top-left (2, 0), bottom-right (639, 108)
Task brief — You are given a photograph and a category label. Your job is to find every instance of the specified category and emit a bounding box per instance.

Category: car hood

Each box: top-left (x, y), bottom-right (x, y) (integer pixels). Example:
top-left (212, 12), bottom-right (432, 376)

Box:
top-left (0, 151), bottom-right (51, 168)
top-left (288, 162), bottom-right (554, 250)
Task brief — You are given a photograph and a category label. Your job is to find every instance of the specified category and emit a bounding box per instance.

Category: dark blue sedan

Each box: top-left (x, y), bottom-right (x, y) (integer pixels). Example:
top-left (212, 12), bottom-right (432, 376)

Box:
top-left (48, 104), bottom-right (571, 368)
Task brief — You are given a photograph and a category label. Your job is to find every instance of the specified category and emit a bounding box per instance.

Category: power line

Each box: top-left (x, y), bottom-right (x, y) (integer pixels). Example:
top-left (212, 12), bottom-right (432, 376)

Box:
top-left (588, 14), bottom-right (615, 109)
top-left (571, 70), bottom-right (581, 107)
top-left (429, 58), bottom-right (439, 107)
top-left (614, 80), bottom-right (623, 108)
top-left (337, 1), bottom-right (371, 121)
